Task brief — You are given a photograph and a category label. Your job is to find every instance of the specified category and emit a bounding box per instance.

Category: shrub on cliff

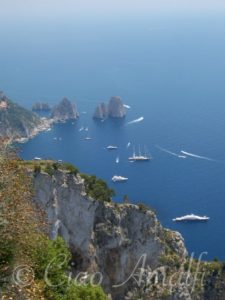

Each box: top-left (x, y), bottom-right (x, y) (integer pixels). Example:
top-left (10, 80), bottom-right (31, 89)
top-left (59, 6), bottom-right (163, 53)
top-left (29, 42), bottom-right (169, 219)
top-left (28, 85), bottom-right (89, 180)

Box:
top-left (81, 174), bottom-right (115, 202)
top-left (0, 143), bottom-right (107, 299)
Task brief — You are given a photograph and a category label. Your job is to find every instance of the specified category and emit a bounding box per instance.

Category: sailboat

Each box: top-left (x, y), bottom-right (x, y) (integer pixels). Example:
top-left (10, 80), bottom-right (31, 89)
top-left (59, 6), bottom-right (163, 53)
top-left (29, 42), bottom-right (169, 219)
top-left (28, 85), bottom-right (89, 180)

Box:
top-left (128, 145), bottom-right (151, 161)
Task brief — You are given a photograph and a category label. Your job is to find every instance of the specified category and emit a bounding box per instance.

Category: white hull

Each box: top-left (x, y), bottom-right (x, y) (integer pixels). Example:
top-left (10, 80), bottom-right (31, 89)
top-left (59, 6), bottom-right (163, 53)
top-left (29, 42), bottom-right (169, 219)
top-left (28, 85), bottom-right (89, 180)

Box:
top-left (112, 176), bottom-right (128, 182)
top-left (173, 214), bottom-right (209, 222)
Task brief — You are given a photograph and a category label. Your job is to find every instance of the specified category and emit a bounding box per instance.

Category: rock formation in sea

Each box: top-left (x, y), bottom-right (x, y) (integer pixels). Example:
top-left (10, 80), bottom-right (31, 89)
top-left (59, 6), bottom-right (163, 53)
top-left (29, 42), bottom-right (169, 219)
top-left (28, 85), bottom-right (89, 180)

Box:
top-left (108, 96), bottom-right (126, 118)
top-left (93, 96), bottom-right (126, 119)
top-left (51, 97), bottom-right (79, 122)
top-left (32, 102), bottom-right (51, 111)
top-left (93, 102), bottom-right (108, 119)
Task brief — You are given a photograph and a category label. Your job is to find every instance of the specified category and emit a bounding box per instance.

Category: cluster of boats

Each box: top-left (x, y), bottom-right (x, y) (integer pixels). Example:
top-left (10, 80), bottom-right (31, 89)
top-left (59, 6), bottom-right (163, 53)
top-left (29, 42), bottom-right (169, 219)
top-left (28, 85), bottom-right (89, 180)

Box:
top-left (107, 144), bottom-right (152, 182)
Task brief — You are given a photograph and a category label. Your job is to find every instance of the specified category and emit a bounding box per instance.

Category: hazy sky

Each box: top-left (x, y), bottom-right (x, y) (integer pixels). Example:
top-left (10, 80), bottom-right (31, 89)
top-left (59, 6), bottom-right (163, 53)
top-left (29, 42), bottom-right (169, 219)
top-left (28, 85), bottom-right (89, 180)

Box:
top-left (1, 0), bottom-right (225, 20)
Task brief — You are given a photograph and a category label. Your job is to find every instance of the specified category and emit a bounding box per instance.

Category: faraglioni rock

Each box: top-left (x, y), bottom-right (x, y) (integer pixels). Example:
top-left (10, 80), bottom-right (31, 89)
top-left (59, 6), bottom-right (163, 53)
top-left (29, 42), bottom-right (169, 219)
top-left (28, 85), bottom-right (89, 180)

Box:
top-left (93, 102), bottom-right (108, 119)
top-left (93, 96), bottom-right (126, 119)
top-left (51, 97), bottom-right (79, 122)
top-left (108, 96), bottom-right (126, 118)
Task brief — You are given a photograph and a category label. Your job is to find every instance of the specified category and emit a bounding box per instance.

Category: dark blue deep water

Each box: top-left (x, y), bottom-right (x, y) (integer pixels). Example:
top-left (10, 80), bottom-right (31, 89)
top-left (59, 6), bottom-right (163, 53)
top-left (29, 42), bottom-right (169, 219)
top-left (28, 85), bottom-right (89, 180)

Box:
top-left (1, 14), bottom-right (225, 260)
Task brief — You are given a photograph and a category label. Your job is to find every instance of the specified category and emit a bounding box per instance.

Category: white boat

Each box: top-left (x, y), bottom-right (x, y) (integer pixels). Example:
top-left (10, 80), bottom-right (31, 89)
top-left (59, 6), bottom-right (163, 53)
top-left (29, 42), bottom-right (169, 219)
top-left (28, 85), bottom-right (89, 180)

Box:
top-left (79, 126), bottom-right (84, 132)
top-left (107, 145), bottom-right (118, 150)
top-left (112, 175), bottom-right (128, 182)
top-left (127, 142), bottom-right (131, 148)
top-left (128, 146), bottom-right (151, 161)
top-left (116, 156), bottom-right (120, 164)
top-left (173, 214), bottom-right (210, 222)
top-left (34, 157), bottom-right (42, 161)
top-left (84, 137), bottom-right (92, 140)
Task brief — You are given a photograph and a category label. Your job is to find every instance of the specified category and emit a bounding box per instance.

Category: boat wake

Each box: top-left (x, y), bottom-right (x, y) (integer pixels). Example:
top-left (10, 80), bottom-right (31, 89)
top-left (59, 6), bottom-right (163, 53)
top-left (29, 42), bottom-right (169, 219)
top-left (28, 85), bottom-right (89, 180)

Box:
top-left (127, 142), bottom-right (131, 148)
top-left (181, 150), bottom-right (216, 161)
top-left (127, 117), bottom-right (144, 125)
top-left (156, 145), bottom-right (187, 159)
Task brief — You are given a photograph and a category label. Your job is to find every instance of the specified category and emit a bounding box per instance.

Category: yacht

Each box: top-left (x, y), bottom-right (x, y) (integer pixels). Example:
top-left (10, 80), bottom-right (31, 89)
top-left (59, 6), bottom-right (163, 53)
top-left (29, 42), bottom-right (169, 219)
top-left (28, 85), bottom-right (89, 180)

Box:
top-left (112, 176), bottom-right (128, 182)
top-left (128, 146), bottom-right (151, 161)
top-left (107, 145), bottom-right (118, 150)
top-left (173, 214), bottom-right (210, 222)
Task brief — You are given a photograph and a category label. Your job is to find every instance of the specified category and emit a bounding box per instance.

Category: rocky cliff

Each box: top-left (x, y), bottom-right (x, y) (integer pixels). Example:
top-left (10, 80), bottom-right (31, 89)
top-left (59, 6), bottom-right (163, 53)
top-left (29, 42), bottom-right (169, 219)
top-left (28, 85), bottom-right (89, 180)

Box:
top-left (51, 97), bottom-right (79, 122)
top-left (30, 166), bottom-right (225, 299)
top-left (0, 93), bottom-right (50, 142)
top-left (31, 167), bottom-right (196, 299)
top-left (93, 96), bottom-right (126, 119)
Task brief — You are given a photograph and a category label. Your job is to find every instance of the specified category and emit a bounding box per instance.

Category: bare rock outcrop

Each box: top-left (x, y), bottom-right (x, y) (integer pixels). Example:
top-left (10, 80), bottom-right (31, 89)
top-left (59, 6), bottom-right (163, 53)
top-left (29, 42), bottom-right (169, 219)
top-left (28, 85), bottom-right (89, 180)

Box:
top-left (33, 169), bottom-right (187, 299)
top-left (108, 96), bottom-right (126, 118)
top-left (93, 96), bottom-right (126, 119)
top-left (51, 97), bottom-right (79, 122)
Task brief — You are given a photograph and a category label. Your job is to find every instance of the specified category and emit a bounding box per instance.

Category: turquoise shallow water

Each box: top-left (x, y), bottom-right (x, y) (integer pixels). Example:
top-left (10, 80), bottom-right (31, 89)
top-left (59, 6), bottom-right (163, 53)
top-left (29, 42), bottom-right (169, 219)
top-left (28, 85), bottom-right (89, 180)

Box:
top-left (1, 14), bottom-right (225, 260)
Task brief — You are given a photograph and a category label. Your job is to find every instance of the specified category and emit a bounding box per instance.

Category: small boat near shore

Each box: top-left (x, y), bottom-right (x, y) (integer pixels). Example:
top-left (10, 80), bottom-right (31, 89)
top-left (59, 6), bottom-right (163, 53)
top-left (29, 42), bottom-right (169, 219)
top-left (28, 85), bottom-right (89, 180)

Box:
top-left (173, 214), bottom-right (210, 222)
top-left (34, 157), bottom-right (42, 161)
top-left (112, 175), bottom-right (128, 182)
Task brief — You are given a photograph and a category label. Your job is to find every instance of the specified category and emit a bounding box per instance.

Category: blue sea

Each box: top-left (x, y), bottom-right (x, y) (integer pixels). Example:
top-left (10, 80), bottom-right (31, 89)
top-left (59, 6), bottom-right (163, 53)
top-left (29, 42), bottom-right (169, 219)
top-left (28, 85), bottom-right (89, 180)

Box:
top-left (1, 14), bottom-right (225, 260)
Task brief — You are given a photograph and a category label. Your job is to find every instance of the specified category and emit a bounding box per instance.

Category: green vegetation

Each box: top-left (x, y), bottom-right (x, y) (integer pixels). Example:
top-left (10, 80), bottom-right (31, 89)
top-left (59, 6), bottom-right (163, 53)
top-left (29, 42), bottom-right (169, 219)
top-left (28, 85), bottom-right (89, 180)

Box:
top-left (80, 174), bottom-right (115, 202)
top-left (0, 96), bottom-right (41, 139)
top-left (137, 202), bottom-right (156, 213)
top-left (0, 143), bottom-right (107, 299)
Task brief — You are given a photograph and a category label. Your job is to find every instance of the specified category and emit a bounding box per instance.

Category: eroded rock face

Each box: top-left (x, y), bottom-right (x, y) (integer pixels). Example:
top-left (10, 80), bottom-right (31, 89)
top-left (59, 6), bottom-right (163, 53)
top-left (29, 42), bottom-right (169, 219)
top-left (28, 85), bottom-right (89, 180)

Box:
top-left (108, 96), bottom-right (126, 118)
top-left (33, 170), bottom-right (187, 299)
top-left (93, 103), bottom-right (108, 119)
top-left (51, 98), bottom-right (79, 122)
top-left (93, 96), bottom-right (126, 119)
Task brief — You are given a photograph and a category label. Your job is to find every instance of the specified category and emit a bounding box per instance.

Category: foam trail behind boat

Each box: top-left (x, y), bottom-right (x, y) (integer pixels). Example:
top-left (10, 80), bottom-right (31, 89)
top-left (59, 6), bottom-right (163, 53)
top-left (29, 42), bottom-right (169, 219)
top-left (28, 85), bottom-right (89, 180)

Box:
top-left (156, 145), bottom-right (185, 158)
top-left (127, 142), bottom-right (131, 148)
top-left (181, 151), bottom-right (216, 161)
top-left (127, 117), bottom-right (144, 125)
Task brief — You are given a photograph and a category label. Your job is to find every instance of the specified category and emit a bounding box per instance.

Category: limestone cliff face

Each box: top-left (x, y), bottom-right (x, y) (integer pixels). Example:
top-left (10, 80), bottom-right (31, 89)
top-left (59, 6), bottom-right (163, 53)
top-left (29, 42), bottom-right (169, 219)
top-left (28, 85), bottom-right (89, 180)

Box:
top-left (33, 170), bottom-right (187, 299)
top-left (51, 98), bottom-right (79, 122)
top-left (93, 96), bottom-right (126, 119)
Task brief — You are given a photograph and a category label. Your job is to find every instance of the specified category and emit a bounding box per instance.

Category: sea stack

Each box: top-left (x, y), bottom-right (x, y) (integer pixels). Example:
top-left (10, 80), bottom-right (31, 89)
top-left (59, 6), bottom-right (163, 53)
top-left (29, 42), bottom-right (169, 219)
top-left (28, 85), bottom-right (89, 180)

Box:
top-left (93, 96), bottom-right (126, 119)
top-left (108, 96), bottom-right (126, 118)
top-left (51, 97), bottom-right (79, 122)
top-left (93, 103), bottom-right (108, 119)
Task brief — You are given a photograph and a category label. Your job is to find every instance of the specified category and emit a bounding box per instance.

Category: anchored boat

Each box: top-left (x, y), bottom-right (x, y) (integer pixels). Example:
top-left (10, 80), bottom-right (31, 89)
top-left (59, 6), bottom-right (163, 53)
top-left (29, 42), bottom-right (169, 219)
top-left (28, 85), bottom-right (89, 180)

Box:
top-left (128, 145), bottom-right (151, 161)
top-left (173, 214), bottom-right (210, 222)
